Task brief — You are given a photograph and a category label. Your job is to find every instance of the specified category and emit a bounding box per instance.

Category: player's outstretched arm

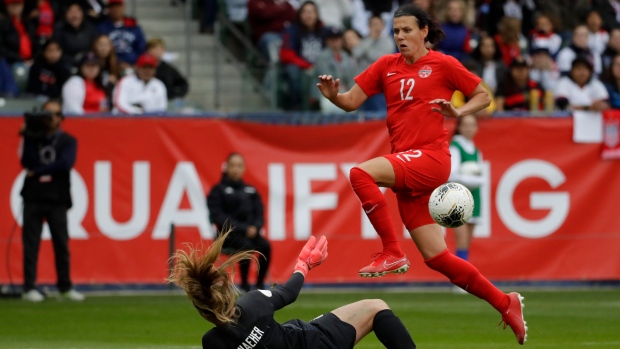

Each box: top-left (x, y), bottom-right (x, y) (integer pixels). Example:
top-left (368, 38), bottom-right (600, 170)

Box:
top-left (269, 236), bottom-right (328, 311)
top-left (430, 84), bottom-right (491, 118)
top-left (317, 75), bottom-right (368, 112)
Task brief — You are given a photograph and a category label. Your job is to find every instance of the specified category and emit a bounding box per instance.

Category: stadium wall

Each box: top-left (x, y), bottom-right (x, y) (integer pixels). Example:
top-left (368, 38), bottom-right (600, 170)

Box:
top-left (1, 116), bottom-right (619, 285)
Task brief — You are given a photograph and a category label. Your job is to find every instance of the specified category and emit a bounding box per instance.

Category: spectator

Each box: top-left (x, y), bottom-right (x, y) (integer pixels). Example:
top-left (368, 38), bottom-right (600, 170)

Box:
top-left (19, 98), bottom-right (85, 302)
top-left (62, 51), bottom-right (109, 114)
top-left (342, 27), bottom-right (361, 56)
top-left (495, 57), bottom-right (544, 112)
top-left (247, 0), bottom-right (296, 61)
top-left (485, 0), bottom-right (538, 37)
top-left (0, 57), bottom-right (19, 96)
top-left (591, 0), bottom-right (620, 32)
top-left (351, 15), bottom-right (393, 112)
top-left (556, 25), bottom-right (597, 77)
top-left (315, 27), bottom-right (356, 112)
top-left (26, 39), bottom-right (71, 98)
top-left (529, 47), bottom-right (560, 92)
top-left (313, 0), bottom-right (353, 30)
top-left (206, 152), bottom-right (271, 292)
top-left (555, 57), bottom-right (609, 112)
top-left (351, 15), bottom-right (394, 70)
top-left (112, 53), bottom-right (167, 114)
top-left (586, 9), bottom-right (609, 71)
top-left (468, 35), bottom-right (506, 93)
top-left (279, 0), bottom-right (328, 110)
top-left (52, 3), bottom-right (98, 66)
top-left (350, 0), bottom-right (397, 38)
top-left (146, 38), bottom-right (189, 100)
top-left (199, 0), bottom-right (217, 34)
top-left (98, 0), bottom-right (146, 67)
top-left (451, 60), bottom-right (496, 117)
top-left (437, 0), bottom-right (472, 62)
top-left (33, 0), bottom-right (54, 41)
top-left (528, 13), bottom-right (562, 58)
top-left (91, 34), bottom-right (119, 96)
top-left (0, 0), bottom-right (39, 65)
top-left (494, 16), bottom-right (526, 67)
top-left (602, 28), bottom-right (620, 72)
top-left (603, 53), bottom-right (620, 109)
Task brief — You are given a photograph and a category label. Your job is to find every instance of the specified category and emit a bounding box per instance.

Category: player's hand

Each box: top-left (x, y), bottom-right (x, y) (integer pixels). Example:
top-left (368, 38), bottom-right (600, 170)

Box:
top-left (317, 75), bottom-right (340, 100)
top-left (430, 99), bottom-right (461, 118)
top-left (294, 236), bottom-right (328, 276)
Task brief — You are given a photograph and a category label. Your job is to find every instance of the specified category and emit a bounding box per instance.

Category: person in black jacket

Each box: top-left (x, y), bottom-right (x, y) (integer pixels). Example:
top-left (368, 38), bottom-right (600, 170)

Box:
top-left (207, 152), bottom-right (270, 292)
top-left (169, 232), bottom-right (417, 349)
top-left (146, 37), bottom-right (189, 100)
top-left (0, 0), bottom-right (39, 65)
top-left (19, 99), bottom-right (84, 302)
top-left (26, 39), bottom-right (71, 97)
top-left (52, 2), bottom-right (98, 67)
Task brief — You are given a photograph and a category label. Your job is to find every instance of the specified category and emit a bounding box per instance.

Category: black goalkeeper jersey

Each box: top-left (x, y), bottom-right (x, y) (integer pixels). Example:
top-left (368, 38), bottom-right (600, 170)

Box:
top-left (202, 273), bottom-right (321, 349)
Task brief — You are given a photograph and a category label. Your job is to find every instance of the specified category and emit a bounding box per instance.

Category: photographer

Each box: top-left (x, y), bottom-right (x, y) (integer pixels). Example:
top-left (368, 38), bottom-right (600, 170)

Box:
top-left (19, 99), bottom-right (84, 302)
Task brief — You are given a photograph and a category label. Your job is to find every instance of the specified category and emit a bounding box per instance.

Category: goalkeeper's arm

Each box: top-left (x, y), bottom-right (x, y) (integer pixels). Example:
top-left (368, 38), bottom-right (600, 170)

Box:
top-left (268, 236), bottom-right (328, 311)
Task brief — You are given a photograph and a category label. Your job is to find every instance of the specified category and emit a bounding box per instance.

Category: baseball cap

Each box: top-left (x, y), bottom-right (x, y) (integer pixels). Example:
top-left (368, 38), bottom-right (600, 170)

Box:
top-left (510, 57), bottom-right (528, 69)
top-left (530, 46), bottom-right (550, 56)
top-left (80, 51), bottom-right (100, 65)
top-left (136, 53), bottom-right (157, 67)
top-left (326, 27), bottom-right (343, 39)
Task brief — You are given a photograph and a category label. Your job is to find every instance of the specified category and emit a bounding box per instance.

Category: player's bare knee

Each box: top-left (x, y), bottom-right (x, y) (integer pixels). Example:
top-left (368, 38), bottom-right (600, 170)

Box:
top-left (367, 299), bottom-right (390, 313)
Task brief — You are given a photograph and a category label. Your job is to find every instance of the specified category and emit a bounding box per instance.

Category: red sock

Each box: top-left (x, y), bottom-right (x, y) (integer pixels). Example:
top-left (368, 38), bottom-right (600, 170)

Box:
top-left (425, 249), bottom-right (510, 314)
top-left (350, 167), bottom-right (404, 257)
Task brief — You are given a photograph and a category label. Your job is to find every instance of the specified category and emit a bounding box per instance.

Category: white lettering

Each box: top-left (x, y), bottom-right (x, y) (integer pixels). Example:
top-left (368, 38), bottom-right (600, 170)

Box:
top-left (268, 163), bottom-right (286, 240)
top-left (95, 161), bottom-right (150, 240)
top-left (496, 160), bottom-right (569, 238)
top-left (293, 164), bottom-right (338, 239)
top-left (152, 162), bottom-right (213, 239)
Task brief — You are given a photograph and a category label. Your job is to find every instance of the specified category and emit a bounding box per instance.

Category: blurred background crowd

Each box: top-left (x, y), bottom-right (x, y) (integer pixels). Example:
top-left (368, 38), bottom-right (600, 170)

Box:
top-left (2, 0), bottom-right (620, 115)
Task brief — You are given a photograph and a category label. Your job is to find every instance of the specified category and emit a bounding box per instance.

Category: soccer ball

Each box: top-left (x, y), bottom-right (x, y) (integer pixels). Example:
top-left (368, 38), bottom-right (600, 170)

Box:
top-left (428, 182), bottom-right (474, 228)
top-left (460, 161), bottom-right (481, 176)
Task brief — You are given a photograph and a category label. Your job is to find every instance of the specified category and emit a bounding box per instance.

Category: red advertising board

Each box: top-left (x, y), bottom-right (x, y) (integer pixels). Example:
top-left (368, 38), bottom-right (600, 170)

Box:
top-left (1, 116), bottom-right (619, 285)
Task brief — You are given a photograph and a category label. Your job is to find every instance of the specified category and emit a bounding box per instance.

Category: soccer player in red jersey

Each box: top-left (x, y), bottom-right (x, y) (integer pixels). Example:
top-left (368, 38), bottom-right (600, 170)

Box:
top-left (317, 4), bottom-right (527, 345)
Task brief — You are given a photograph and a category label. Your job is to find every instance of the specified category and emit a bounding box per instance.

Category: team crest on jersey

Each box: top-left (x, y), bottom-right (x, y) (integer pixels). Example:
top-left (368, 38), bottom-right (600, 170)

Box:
top-left (418, 65), bottom-right (432, 78)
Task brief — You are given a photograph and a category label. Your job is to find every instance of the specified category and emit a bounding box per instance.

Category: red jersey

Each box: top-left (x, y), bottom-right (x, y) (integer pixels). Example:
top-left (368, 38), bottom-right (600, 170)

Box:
top-left (354, 50), bottom-right (481, 153)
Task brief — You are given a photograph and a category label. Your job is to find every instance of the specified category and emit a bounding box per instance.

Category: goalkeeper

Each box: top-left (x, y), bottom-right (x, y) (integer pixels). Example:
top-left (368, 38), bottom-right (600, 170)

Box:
top-left (169, 232), bottom-right (417, 349)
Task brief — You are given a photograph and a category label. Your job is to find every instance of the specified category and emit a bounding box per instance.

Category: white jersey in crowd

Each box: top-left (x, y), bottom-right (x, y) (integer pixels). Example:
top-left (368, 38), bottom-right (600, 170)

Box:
top-left (554, 76), bottom-right (609, 107)
top-left (113, 74), bottom-right (167, 114)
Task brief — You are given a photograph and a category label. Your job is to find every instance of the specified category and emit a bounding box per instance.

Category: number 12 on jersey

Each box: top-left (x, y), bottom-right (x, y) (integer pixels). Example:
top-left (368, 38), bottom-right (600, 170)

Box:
top-left (399, 78), bottom-right (415, 100)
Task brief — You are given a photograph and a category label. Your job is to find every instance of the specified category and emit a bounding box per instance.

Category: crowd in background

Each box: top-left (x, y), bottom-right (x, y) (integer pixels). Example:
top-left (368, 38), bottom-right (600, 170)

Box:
top-left (212, 0), bottom-right (620, 114)
top-left (0, 0), bottom-right (189, 114)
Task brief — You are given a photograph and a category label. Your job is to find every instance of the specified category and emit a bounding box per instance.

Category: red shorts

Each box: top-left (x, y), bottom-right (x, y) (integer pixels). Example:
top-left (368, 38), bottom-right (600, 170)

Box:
top-left (383, 148), bottom-right (451, 231)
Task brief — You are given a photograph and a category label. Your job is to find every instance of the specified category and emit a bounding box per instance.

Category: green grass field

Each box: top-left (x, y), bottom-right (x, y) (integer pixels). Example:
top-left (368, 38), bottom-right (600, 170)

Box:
top-left (1, 289), bottom-right (619, 348)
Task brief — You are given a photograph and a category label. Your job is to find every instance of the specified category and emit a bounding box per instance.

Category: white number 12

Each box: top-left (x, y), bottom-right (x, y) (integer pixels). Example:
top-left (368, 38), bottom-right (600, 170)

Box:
top-left (399, 78), bottom-right (415, 100)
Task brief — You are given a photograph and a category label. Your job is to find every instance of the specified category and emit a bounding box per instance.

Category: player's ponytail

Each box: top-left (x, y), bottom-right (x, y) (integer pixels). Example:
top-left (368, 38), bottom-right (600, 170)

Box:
top-left (394, 4), bottom-right (446, 45)
top-left (168, 230), bottom-right (258, 325)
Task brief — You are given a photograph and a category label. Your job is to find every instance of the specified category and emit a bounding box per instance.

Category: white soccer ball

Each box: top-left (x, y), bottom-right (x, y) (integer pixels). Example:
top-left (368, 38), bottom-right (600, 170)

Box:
top-left (460, 161), bottom-right (481, 176)
top-left (428, 182), bottom-right (474, 228)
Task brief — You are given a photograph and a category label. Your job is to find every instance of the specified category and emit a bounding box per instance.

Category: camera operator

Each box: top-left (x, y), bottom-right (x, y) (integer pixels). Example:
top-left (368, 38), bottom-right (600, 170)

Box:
top-left (19, 99), bottom-right (84, 302)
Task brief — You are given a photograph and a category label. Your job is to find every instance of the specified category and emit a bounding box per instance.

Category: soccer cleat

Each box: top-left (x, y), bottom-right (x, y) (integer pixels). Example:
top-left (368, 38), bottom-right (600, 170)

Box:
top-left (499, 292), bottom-right (528, 345)
top-left (59, 289), bottom-right (85, 302)
top-left (22, 289), bottom-right (45, 302)
top-left (358, 252), bottom-right (410, 278)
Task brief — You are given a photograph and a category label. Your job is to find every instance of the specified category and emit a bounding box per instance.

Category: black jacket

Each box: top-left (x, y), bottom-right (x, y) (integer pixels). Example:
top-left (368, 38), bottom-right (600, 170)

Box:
top-left (20, 131), bottom-right (77, 208)
top-left (26, 56), bottom-right (72, 97)
top-left (156, 61), bottom-right (189, 99)
top-left (0, 14), bottom-right (39, 64)
top-left (207, 174), bottom-right (264, 237)
top-left (52, 20), bottom-right (99, 65)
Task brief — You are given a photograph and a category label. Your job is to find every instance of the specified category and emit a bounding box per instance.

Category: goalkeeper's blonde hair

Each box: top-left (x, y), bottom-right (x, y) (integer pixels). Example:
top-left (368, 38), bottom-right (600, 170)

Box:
top-left (168, 230), bottom-right (258, 325)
